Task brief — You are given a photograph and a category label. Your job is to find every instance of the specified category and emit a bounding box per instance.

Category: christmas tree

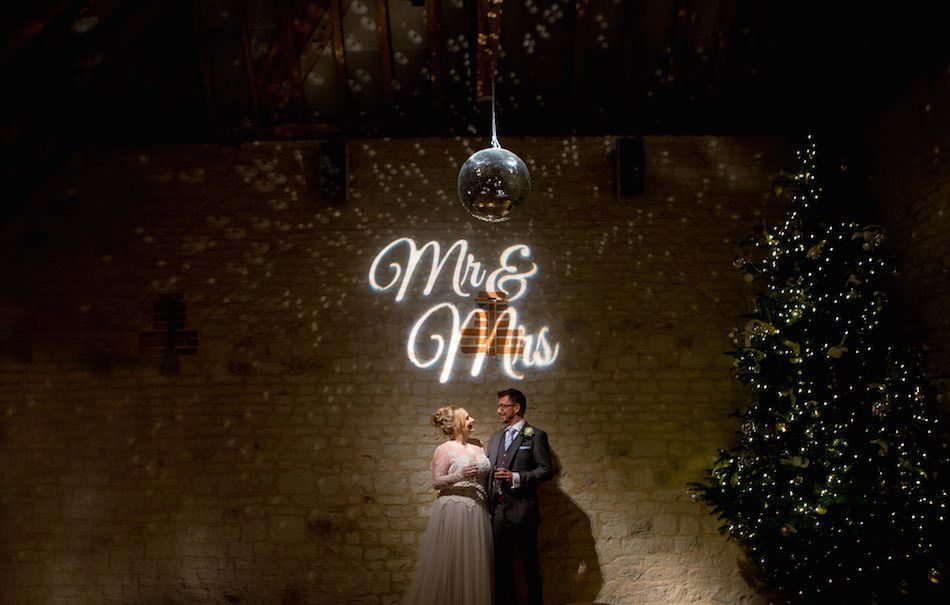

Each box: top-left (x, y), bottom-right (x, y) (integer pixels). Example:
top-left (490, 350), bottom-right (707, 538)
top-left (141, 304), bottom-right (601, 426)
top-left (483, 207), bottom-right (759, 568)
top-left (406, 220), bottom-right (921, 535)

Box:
top-left (693, 137), bottom-right (950, 603)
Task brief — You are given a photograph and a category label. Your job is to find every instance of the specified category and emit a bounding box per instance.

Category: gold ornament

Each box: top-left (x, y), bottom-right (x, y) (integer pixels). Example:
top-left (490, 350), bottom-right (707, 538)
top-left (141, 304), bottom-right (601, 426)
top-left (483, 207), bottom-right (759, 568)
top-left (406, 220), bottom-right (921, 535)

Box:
top-left (872, 397), bottom-right (891, 417)
top-left (852, 225), bottom-right (885, 250)
top-left (743, 320), bottom-right (779, 347)
top-left (827, 345), bottom-right (848, 358)
top-left (827, 334), bottom-right (849, 359)
top-left (806, 240), bottom-right (827, 259)
top-left (728, 329), bottom-right (742, 346)
top-left (871, 438), bottom-right (890, 457)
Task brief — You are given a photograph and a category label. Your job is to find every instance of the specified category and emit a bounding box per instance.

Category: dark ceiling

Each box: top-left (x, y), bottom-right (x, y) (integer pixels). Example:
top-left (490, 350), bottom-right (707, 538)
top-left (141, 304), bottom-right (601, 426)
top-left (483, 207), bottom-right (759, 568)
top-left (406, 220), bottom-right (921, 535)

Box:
top-left (1, 0), bottom-right (947, 199)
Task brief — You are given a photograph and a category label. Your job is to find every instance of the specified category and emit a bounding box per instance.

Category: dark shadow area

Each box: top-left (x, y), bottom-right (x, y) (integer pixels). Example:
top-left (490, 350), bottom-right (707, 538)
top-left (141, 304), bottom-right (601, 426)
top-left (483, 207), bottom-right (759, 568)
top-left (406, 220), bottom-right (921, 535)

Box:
top-left (537, 449), bottom-right (604, 605)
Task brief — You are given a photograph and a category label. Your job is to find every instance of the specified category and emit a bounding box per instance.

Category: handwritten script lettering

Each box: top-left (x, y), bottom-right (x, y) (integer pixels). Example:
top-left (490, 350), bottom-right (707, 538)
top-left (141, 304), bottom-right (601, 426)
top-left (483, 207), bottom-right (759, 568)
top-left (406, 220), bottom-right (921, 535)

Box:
top-left (368, 237), bottom-right (559, 383)
top-left (369, 237), bottom-right (537, 302)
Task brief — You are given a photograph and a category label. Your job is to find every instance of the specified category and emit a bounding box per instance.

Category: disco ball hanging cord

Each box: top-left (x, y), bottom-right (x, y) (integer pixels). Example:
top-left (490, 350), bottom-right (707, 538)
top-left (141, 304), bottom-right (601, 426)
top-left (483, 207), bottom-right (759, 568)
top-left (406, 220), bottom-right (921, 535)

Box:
top-left (457, 57), bottom-right (531, 222)
top-left (490, 81), bottom-right (500, 149)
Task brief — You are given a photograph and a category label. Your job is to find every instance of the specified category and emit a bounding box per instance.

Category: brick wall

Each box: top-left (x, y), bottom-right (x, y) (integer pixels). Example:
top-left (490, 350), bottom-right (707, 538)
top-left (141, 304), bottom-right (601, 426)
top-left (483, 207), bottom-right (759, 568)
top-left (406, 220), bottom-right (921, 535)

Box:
top-left (867, 64), bottom-right (950, 381)
top-left (0, 136), bottom-right (794, 604)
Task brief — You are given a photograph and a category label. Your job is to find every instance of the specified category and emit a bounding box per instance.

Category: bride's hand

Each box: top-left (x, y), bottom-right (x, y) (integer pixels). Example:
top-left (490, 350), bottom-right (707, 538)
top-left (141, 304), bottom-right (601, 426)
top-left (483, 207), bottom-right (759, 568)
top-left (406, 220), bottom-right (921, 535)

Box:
top-left (462, 464), bottom-right (478, 478)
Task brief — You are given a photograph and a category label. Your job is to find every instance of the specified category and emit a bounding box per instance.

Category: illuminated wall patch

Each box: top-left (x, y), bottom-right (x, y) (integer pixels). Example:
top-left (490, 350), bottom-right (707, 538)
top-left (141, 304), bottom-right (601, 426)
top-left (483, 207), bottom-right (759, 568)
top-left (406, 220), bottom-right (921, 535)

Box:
top-left (461, 292), bottom-right (522, 356)
top-left (368, 238), bottom-right (559, 383)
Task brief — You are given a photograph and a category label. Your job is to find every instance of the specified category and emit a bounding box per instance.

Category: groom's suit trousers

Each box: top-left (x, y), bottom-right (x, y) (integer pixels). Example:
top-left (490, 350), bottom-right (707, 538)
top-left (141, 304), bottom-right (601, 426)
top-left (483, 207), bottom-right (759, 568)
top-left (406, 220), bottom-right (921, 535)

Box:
top-left (488, 423), bottom-right (554, 605)
top-left (493, 513), bottom-right (542, 605)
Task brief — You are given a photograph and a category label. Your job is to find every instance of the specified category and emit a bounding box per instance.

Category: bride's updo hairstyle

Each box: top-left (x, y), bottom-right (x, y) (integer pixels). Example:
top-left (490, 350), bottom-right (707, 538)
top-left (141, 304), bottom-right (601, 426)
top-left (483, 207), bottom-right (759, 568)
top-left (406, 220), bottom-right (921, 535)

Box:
top-left (432, 405), bottom-right (468, 437)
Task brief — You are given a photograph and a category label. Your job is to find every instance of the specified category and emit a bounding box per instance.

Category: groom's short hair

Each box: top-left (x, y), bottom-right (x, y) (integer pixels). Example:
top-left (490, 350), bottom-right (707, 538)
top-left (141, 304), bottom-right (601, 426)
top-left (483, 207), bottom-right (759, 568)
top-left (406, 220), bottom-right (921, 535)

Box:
top-left (497, 388), bottom-right (527, 414)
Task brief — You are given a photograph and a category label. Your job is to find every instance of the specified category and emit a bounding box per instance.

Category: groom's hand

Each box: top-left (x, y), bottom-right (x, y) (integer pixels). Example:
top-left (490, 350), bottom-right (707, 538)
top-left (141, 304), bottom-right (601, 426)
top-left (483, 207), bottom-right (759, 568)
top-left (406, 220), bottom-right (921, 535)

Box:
top-left (493, 468), bottom-right (513, 482)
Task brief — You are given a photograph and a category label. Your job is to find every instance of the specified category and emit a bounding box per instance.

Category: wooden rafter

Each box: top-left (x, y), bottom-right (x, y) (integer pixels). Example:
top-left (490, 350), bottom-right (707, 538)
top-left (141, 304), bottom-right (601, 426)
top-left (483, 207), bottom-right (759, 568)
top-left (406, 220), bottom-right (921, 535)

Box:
top-left (248, 5), bottom-right (289, 110)
top-left (425, 0), bottom-right (443, 109)
top-left (0, 0), bottom-right (81, 68)
top-left (376, 0), bottom-right (395, 107)
top-left (191, 3), bottom-right (214, 120)
top-left (475, 0), bottom-right (502, 100)
top-left (245, 1), bottom-right (327, 119)
top-left (214, 120), bottom-right (342, 142)
top-left (329, 0), bottom-right (348, 113)
top-left (570, 0), bottom-right (590, 119)
top-left (237, 0), bottom-right (261, 121)
top-left (299, 5), bottom-right (333, 80)
top-left (74, 0), bottom-right (167, 81)
top-left (709, 0), bottom-right (736, 103)
top-left (667, 0), bottom-right (694, 89)
top-left (280, 0), bottom-right (305, 117)
top-left (620, 0), bottom-right (640, 131)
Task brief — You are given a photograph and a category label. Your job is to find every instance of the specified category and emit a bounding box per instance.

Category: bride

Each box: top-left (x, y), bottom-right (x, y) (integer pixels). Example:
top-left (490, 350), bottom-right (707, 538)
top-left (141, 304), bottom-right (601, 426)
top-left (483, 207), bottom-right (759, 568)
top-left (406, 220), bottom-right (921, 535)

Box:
top-left (401, 406), bottom-right (493, 605)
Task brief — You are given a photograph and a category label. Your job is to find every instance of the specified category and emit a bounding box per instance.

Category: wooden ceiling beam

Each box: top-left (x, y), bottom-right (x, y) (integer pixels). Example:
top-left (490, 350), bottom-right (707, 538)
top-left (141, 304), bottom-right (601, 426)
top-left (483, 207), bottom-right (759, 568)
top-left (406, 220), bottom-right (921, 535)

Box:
top-left (0, 0), bottom-right (81, 68)
top-left (475, 0), bottom-right (502, 101)
top-left (73, 0), bottom-right (167, 81)
top-left (667, 0), bottom-right (694, 90)
top-left (253, 25), bottom-right (286, 104)
top-left (376, 0), bottom-right (395, 107)
top-left (280, 0), bottom-right (305, 118)
top-left (425, 0), bottom-right (443, 109)
top-left (620, 0), bottom-right (640, 131)
top-left (329, 0), bottom-right (348, 114)
top-left (237, 0), bottom-right (261, 122)
top-left (191, 3), bottom-right (215, 121)
top-left (710, 0), bottom-right (736, 104)
top-left (299, 6), bottom-right (333, 80)
top-left (570, 0), bottom-right (590, 120)
top-left (214, 120), bottom-right (343, 141)
top-left (247, 1), bottom-right (327, 119)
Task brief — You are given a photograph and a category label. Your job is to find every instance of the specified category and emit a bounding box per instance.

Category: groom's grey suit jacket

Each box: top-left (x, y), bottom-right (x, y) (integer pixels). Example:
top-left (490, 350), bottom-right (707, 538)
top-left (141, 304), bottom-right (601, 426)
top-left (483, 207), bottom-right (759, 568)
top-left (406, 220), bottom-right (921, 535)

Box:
top-left (487, 423), bottom-right (554, 526)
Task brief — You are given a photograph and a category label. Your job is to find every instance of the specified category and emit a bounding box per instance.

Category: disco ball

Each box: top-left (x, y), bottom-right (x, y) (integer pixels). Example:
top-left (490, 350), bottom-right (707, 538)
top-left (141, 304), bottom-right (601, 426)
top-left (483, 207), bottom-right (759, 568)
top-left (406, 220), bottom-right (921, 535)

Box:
top-left (457, 146), bottom-right (530, 223)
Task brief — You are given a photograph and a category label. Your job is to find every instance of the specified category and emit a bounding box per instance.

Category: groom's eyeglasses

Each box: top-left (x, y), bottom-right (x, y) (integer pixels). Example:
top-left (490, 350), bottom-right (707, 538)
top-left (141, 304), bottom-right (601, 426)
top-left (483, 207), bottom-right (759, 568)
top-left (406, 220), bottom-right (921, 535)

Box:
top-left (497, 403), bottom-right (517, 409)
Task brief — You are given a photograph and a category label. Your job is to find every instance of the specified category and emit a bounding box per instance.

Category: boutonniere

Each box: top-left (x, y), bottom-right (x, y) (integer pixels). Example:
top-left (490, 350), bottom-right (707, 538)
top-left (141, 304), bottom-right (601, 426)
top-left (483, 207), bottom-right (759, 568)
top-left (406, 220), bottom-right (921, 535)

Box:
top-left (522, 427), bottom-right (535, 439)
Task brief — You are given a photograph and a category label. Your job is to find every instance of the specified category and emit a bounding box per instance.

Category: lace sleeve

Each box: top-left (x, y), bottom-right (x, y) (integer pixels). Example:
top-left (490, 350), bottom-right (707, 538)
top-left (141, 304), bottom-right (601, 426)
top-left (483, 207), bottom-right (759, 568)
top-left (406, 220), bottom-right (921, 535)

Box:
top-left (431, 444), bottom-right (464, 489)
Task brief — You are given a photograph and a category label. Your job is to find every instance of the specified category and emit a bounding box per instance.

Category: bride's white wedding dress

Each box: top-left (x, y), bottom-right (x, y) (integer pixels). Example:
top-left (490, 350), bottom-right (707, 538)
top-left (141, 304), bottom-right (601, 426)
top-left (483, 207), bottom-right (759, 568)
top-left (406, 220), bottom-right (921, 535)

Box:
top-left (401, 441), bottom-right (493, 605)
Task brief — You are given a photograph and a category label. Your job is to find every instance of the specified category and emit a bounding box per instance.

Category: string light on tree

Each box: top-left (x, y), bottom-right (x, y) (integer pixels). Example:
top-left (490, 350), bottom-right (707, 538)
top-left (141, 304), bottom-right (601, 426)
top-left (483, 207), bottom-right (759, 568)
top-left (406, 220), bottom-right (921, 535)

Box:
top-left (691, 136), bottom-right (950, 604)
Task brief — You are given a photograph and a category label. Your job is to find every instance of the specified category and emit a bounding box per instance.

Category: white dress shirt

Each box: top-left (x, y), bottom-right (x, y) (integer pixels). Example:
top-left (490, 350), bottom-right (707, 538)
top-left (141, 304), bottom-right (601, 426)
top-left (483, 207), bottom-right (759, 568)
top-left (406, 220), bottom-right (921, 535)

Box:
top-left (504, 419), bottom-right (526, 488)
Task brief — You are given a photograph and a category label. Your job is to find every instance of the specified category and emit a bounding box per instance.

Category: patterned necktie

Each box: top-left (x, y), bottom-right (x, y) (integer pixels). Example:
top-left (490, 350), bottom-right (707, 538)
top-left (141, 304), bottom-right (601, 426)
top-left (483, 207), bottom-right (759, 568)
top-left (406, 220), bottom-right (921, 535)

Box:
top-left (504, 427), bottom-right (516, 450)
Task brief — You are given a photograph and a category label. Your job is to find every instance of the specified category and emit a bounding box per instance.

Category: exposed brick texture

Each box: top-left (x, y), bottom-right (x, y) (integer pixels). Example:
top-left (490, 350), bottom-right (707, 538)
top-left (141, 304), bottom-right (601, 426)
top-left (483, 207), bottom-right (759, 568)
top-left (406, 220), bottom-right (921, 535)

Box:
top-left (0, 134), bottom-right (846, 605)
top-left (867, 65), bottom-right (950, 381)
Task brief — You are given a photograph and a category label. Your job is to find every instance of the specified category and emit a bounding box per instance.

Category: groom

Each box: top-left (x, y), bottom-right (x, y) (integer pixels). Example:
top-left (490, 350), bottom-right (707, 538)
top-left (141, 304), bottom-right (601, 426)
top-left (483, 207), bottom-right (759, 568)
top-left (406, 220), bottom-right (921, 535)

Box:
top-left (488, 388), bottom-right (554, 605)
